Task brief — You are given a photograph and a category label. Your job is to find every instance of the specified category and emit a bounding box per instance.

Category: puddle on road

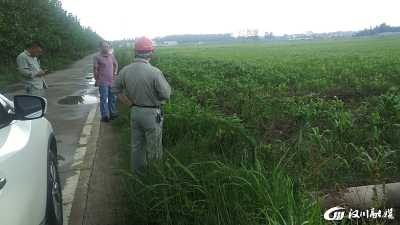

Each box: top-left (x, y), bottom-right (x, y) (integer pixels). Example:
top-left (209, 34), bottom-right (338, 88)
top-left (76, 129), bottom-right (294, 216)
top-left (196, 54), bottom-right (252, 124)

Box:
top-left (85, 73), bottom-right (94, 79)
top-left (58, 95), bottom-right (98, 105)
top-left (57, 154), bottom-right (65, 161)
top-left (57, 154), bottom-right (65, 165)
top-left (85, 79), bottom-right (95, 85)
top-left (84, 73), bottom-right (95, 85)
top-left (84, 81), bottom-right (96, 85)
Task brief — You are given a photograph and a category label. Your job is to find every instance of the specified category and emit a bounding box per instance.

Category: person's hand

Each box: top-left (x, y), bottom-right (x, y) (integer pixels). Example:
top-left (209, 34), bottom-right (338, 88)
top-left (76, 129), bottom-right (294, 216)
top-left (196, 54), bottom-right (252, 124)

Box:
top-left (113, 74), bottom-right (117, 80)
top-left (44, 70), bottom-right (51, 74)
top-left (130, 102), bottom-right (134, 108)
top-left (37, 70), bottom-right (46, 77)
top-left (94, 80), bottom-right (98, 87)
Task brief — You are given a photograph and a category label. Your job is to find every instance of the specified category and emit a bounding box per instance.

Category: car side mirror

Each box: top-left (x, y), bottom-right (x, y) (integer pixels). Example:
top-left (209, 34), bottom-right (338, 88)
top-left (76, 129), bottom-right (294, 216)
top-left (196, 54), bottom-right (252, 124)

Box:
top-left (13, 95), bottom-right (47, 120)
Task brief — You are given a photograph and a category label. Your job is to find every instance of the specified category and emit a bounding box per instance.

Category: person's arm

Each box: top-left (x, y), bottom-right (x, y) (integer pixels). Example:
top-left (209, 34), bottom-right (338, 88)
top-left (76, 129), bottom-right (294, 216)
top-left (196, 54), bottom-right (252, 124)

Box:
top-left (154, 70), bottom-right (171, 100)
top-left (93, 67), bottom-right (98, 87)
top-left (115, 93), bottom-right (133, 108)
top-left (113, 65), bottom-right (118, 80)
top-left (17, 56), bottom-right (46, 78)
top-left (113, 55), bottom-right (118, 80)
top-left (93, 67), bottom-right (98, 80)
top-left (37, 70), bottom-right (46, 77)
top-left (111, 71), bottom-right (133, 108)
top-left (93, 55), bottom-right (99, 86)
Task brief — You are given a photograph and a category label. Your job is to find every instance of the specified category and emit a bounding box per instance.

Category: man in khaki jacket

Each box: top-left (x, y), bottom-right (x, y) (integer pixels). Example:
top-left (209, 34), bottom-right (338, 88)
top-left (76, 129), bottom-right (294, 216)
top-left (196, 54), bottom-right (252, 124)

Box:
top-left (111, 36), bottom-right (171, 176)
top-left (16, 42), bottom-right (50, 97)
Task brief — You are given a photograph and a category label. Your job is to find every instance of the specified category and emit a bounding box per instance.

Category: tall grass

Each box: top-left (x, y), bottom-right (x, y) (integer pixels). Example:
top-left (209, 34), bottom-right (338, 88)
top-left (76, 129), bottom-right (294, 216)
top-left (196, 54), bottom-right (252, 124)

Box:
top-left (115, 156), bottom-right (322, 225)
top-left (111, 89), bottom-right (322, 224)
top-left (0, 67), bottom-right (20, 88)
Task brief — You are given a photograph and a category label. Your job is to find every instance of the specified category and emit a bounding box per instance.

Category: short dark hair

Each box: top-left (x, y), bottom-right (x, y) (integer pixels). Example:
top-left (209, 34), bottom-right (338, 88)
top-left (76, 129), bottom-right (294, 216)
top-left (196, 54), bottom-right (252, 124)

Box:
top-left (99, 40), bottom-right (109, 47)
top-left (26, 42), bottom-right (43, 49)
top-left (135, 50), bottom-right (153, 58)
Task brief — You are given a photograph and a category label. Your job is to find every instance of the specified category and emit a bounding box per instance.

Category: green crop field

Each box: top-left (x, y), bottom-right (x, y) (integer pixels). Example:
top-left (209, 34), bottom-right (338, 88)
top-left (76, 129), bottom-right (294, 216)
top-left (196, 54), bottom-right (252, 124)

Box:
top-left (112, 36), bottom-right (400, 224)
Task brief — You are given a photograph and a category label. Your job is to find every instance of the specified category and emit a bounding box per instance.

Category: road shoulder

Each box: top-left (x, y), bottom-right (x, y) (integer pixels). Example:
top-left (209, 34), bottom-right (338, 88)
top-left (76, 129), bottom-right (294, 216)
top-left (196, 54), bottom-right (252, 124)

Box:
top-left (81, 117), bottom-right (123, 225)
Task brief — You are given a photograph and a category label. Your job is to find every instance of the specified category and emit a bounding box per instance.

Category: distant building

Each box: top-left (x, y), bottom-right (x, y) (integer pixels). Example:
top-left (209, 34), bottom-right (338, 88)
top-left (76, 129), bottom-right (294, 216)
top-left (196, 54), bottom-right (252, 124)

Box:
top-left (289, 35), bottom-right (313, 41)
top-left (306, 31), bottom-right (313, 36)
top-left (310, 31), bottom-right (356, 38)
top-left (118, 42), bottom-right (134, 47)
top-left (377, 32), bottom-right (400, 36)
top-left (291, 33), bottom-right (306, 39)
top-left (264, 38), bottom-right (289, 42)
top-left (163, 41), bottom-right (178, 45)
top-left (152, 40), bottom-right (179, 47)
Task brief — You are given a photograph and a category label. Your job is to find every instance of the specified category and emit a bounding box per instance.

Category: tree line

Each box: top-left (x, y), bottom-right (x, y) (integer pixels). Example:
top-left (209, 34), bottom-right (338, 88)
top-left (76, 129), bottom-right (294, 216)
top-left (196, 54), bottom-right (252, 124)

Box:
top-left (151, 29), bottom-right (275, 44)
top-left (0, 0), bottom-right (103, 67)
top-left (153, 33), bottom-right (234, 44)
top-left (355, 23), bottom-right (400, 36)
top-left (237, 28), bottom-right (260, 41)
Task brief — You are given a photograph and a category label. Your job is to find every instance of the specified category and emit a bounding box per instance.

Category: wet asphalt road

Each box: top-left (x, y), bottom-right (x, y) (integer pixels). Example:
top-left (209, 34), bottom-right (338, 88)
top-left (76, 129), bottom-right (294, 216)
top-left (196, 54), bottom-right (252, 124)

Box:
top-left (1, 52), bottom-right (104, 224)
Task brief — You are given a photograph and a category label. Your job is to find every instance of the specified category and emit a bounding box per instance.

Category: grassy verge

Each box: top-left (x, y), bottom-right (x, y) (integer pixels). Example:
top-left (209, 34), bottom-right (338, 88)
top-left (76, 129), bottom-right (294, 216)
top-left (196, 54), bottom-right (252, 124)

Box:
top-left (111, 91), bottom-right (323, 224)
top-left (0, 67), bottom-right (20, 88)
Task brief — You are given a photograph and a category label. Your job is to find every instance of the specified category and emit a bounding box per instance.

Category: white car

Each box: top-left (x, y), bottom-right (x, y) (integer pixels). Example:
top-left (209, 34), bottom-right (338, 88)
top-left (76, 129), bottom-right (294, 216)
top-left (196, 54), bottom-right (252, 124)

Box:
top-left (0, 93), bottom-right (63, 225)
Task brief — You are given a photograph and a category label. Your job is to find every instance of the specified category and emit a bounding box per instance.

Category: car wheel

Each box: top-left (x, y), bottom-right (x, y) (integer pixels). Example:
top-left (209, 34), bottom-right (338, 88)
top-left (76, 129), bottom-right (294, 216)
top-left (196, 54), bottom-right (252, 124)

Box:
top-left (46, 150), bottom-right (63, 225)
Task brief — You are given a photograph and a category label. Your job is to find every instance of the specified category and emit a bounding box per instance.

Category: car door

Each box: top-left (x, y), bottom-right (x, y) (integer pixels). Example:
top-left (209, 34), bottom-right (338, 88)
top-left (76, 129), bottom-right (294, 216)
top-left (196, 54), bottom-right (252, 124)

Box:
top-left (0, 99), bottom-right (48, 225)
top-left (0, 102), bottom-right (11, 199)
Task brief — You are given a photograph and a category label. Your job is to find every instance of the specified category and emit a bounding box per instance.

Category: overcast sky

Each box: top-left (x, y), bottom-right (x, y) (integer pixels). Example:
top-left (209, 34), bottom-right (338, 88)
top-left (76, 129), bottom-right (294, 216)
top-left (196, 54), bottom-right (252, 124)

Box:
top-left (60, 0), bottom-right (400, 41)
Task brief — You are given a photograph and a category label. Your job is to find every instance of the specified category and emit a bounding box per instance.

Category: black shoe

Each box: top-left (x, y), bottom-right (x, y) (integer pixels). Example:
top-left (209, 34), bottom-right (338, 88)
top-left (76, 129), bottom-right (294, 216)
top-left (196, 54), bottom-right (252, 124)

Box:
top-left (101, 117), bottom-right (110, 123)
top-left (109, 115), bottom-right (118, 120)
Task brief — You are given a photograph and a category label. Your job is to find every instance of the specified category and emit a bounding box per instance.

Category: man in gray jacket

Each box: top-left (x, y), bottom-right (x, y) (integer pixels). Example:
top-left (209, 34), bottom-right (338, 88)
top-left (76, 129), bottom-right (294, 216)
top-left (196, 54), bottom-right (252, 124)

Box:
top-left (111, 36), bottom-right (171, 176)
top-left (16, 42), bottom-right (50, 97)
